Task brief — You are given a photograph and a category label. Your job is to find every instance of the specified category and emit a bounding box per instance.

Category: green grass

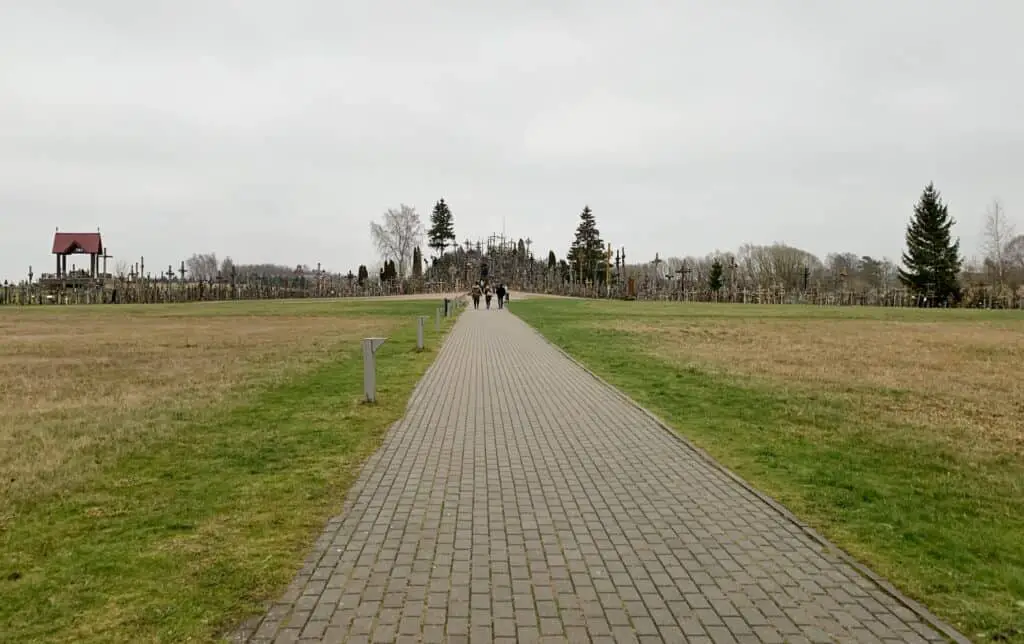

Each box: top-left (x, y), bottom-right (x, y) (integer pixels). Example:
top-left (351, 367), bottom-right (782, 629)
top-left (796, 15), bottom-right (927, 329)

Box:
top-left (0, 298), bottom-right (456, 643)
top-left (514, 298), bottom-right (1024, 643)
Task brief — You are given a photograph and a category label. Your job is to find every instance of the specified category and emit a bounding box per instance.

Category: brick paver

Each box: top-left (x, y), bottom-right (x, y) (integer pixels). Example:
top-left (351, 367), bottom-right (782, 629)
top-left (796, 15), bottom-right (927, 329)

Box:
top-left (240, 305), bottom-right (962, 643)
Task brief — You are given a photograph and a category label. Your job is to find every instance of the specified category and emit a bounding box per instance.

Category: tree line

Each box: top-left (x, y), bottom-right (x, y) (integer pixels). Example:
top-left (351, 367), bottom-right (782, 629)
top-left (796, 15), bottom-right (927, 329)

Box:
top-left (554, 182), bottom-right (1023, 304)
top-left (73, 182), bottom-right (1018, 306)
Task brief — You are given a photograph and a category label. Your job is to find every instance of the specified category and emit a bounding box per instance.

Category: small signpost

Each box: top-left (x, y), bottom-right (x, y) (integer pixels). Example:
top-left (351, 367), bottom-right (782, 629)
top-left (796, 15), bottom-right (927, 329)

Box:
top-left (362, 337), bottom-right (387, 403)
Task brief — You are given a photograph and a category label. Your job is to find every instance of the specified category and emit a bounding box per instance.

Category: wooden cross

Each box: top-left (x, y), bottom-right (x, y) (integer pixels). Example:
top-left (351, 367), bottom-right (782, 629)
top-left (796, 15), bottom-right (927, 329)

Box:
top-left (100, 248), bottom-right (112, 277)
top-left (166, 265), bottom-right (175, 281)
top-left (179, 261), bottom-right (186, 281)
top-left (677, 262), bottom-right (691, 295)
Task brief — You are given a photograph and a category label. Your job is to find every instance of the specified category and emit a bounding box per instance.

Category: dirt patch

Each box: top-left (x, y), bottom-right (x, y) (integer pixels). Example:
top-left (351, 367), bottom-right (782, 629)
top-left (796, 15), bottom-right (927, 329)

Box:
top-left (603, 318), bottom-right (1024, 454)
top-left (0, 312), bottom-right (389, 506)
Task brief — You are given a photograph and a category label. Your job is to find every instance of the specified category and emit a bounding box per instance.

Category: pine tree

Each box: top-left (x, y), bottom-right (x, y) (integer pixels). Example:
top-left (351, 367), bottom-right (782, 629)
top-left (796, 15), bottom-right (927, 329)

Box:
top-left (411, 247), bottom-right (423, 278)
top-left (898, 183), bottom-right (963, 301)
top-left (427, 198), bottom-right (456, 259)
top-left (567, 205), bottom-right (605, 283)
top-left (708, 259), bottom-right (724, 292)
top-left (547, 250), bottom-right (557, 270)
top-left (357, 264), bottom-right (368, 285)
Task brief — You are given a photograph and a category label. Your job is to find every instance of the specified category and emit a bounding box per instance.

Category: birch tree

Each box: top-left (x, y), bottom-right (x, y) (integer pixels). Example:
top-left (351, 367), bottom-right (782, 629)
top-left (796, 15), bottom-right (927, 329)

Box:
top-left (370, 204), bottom-right (425, 278)
top-left (981, 199), bottom-right (1016, 289)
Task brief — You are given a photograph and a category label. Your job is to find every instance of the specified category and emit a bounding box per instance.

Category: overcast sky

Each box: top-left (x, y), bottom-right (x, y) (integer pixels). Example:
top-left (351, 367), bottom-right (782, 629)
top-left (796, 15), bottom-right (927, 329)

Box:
top-left (2, 1), bottom-right (1022, 279)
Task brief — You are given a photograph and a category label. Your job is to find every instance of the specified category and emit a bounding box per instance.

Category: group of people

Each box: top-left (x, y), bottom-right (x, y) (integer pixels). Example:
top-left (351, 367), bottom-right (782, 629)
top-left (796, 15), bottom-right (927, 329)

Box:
top-left (470, 281), bottom-right (509, 310)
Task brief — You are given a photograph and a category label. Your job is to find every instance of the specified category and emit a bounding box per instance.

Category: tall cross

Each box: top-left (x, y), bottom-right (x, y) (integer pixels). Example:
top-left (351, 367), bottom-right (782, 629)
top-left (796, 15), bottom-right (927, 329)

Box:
top-left (100, 248), bottom-right (112, 277)
top-left (676, 262), bottom-right (691, 294)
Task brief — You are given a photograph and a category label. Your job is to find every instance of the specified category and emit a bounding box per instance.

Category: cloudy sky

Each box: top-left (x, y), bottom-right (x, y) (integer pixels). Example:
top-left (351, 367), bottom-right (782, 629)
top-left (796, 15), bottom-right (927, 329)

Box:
top-left (2, 1), bottom-right (1022, 279)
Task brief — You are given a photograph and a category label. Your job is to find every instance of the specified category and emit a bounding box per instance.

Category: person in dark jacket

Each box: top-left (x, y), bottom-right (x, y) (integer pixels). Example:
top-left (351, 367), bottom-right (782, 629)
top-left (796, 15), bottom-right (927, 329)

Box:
top-left (471, 283), bottom-right (481, 309)
top-left (495, 284), bottom-right (507, 309)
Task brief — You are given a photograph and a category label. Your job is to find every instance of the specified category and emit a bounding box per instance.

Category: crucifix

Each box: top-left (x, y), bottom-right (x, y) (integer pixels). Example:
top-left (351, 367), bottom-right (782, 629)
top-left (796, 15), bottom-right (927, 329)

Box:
top-left (677, 261), bottom-right (691, 296)
top-left (652, 253), bottom-right (663, 276)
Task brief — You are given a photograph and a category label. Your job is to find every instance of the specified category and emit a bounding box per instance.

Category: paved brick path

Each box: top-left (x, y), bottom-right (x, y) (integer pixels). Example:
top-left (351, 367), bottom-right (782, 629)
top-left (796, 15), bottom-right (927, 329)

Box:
top-left (241, 306), bottom-right (961, 643)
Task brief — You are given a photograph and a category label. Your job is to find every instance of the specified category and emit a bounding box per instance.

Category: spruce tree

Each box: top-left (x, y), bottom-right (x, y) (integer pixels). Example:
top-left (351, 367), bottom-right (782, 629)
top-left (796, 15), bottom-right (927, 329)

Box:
top-left (567, 205), bottom-right (604, 283)
top-left (547, 250), bottom-right (557, 270)
top-left (357, 264), bottom-right (368, 285)
top-left (427, 198), bottom-right (456, 258)
top-left (898, 183), bottom-right (963, 301)
top-left (708, 259), bottom-right (724, 292)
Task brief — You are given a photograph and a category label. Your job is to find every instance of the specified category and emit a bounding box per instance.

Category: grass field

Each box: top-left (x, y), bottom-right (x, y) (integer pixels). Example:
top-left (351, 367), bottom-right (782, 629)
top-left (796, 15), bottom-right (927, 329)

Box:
top-left (513, 298), bottom-right (1024, 643)
top-left (0, 298), bottom-right (453, 643)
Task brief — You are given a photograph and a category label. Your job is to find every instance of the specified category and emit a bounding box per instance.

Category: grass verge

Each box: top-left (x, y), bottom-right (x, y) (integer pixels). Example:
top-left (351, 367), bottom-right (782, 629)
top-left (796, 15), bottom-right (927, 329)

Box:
top-left (514, 298), bottom-right (1024, 643)
top-left (0, 298), bottom-right (454, 643)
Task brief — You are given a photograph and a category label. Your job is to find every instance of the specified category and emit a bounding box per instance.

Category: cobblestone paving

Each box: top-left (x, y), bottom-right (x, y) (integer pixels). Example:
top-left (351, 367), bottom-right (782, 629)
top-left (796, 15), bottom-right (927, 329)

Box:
top-left (242, 307), bottom-right (961, 643)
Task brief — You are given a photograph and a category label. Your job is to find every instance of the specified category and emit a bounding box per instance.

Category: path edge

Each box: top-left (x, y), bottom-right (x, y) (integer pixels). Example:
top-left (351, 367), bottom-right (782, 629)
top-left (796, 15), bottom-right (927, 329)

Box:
top-left (228, 306), bottom-right (465, 644)
top-left (516, 314), bottom-right (970, 644)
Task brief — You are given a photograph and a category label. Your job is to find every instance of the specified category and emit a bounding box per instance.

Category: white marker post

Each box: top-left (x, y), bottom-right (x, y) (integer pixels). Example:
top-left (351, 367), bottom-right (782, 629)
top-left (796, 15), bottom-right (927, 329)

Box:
top-left (416, 316), bottom-right (426, 351)
top-left (362, 337), bottom-right (387, 403)
top-left (435, 307), bottom-right (441, 332)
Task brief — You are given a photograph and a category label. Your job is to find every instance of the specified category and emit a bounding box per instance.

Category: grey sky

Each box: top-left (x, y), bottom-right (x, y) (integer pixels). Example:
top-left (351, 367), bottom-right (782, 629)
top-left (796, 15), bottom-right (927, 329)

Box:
top-left (2, 1), bottom-right (1022, 279)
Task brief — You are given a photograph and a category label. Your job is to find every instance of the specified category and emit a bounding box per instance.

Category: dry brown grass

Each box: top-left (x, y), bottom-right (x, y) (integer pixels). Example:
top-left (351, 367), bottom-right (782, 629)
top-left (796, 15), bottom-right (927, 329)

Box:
top-left (0, 310), bottom-right (391, 510)
top-left (605, 318), bottom-right (1024, 456)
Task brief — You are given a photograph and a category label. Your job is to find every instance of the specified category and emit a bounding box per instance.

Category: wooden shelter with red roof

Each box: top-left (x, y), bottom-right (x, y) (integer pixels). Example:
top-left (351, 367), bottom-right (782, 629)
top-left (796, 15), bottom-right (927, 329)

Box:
top-left (51, 229), bottom-right (107, 280)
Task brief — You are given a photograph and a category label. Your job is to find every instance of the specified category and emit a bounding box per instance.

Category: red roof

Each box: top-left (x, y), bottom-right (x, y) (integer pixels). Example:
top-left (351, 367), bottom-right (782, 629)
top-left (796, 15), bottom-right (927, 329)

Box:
top-left (52, 232), bottom-right (103, 254)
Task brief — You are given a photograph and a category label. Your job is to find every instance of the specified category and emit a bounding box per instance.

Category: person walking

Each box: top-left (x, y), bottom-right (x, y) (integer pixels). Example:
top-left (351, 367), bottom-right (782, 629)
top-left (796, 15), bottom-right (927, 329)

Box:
top-left (495, 283), bottom-right (507, 309)
top-left (471, 283), bottom-right (481, 309)
top-left (484, 285), bottom-right (493, 309)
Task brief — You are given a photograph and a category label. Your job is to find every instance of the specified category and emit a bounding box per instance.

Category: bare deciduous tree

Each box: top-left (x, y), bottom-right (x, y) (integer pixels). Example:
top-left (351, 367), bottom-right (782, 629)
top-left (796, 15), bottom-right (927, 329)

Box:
top-left (737, 243), bottom-right (821, 290)
top-left (370, 204), bottom-right (424, 278)
top-left (981, 199), bottom-right (1016, 289)
top-left (1005, 234), bottom-right (1024, 288)
top-left (185, 252), bottom-right (219, 281)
